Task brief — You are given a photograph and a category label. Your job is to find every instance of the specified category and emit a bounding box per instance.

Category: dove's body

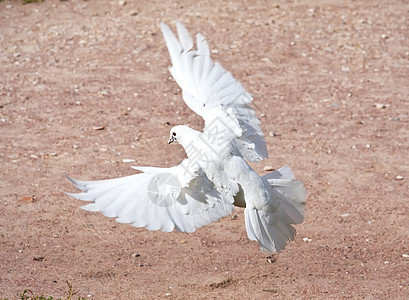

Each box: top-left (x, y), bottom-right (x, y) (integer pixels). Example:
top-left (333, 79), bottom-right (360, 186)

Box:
top-left (177, 126), bottom-right (271, 210)
top-left (67, 23), bottom-right (306, 253)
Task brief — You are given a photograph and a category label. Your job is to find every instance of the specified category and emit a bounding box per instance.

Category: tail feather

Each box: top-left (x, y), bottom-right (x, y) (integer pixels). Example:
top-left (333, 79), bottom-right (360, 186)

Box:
top-left (263, 166), bottom-right (306, 225)
top-left (244, 166), bottom-right (306, 253)
top-left (245, 207), bottom-right (295, 252)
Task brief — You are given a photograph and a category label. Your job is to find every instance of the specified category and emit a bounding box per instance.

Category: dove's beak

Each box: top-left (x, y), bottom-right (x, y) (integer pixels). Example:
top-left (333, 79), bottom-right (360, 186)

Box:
top-left (168, 136), bottom-right (177, 144)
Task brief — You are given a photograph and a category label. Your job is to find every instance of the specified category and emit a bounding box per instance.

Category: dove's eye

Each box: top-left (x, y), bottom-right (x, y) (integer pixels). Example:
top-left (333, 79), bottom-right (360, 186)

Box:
top-left (172, 132), bottom-right (176, 137)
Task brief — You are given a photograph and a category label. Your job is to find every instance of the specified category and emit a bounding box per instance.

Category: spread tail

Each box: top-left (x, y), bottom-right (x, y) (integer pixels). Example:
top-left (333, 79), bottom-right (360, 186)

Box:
top-left (245, 166), bottom-right (306, 252)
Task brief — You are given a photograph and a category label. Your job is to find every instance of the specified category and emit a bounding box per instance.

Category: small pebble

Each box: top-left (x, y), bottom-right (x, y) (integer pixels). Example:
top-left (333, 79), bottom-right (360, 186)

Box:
top-left (402, 254), bottom-right (409, 258)
top-left (19, 196), bottom-right (35, 203)
top-left (267, 256), bottom-right (276, 264)
top-left (395, 175), bottom-right (404, 180)
top-left (118, 0), bottom-right (126, 5)
top-left (374, 103), bottom-right (387, 109)
top-left (122, 158), bottom-right (136, 163)
top-left (263, 166), bottom-right (274, 171)
top-left (92, 126), bottom-right (105, 130)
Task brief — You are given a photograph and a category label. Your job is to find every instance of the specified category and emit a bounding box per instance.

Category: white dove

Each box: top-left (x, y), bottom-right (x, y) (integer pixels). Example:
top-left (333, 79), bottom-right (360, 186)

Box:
top-left (67, 22), bottom-right (306, 253)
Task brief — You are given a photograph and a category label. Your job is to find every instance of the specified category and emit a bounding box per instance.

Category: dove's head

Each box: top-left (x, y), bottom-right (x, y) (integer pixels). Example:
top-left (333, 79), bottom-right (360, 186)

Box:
top-left (168, 125), bottom-right (199, 147)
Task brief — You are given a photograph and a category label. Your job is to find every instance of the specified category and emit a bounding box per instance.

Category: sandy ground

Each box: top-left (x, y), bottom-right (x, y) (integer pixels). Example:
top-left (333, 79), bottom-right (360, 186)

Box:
top-left (1, 0), bottom-right (408, 299)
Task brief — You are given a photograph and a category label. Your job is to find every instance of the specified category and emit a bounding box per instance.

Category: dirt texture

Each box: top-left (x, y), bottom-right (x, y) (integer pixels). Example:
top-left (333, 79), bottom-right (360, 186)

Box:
top-left (1, 0), bottom-right (408, 299)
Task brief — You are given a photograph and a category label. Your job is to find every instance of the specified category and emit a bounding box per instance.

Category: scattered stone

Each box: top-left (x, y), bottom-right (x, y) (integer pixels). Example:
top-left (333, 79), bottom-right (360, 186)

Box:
top-left (374, 103), bottom-right (388, 109)
top-left (402, 254), bottom-right (409, 258)
top-left (49, 152), bottom-right (58, 157)
top-left (73, 144), bottom-right (79, 149)
top-left (263, 166), bottom-right (274, 172)
top-left (92, 126), bottom-right (105, 131)
top-left (100, 90), bottom-right (110, 96)
top-left (266, 255), bottom-right (277, 264)
top-left (131, 253), bottom-right (140, 258)
top-left (395, 175), bottom-right (404, 180)
top-left (19, 196), bottom-right (35, 203)
top-left (122, 158), bottom-right (136, 163)
top-left (129, 11), bottom-right (138, 16)
top-left (30, 154), bottom-right (39, 159)
top-left (33, 256), bottom-right (45, 262)
top-left (231, 214), bottom-right (238, 220)
top-left (340, 213), bottom-right (350, 217)
top-left (303, 237), bottom-right (312, 242)
top-left (180, 240), bottom-right (187, 244)
top-left (162, 121), bottom-right (170, 126)
top-left (118, 0), bottom-right (126, 5)
top-left (259, 113), bottom-right (266, 118)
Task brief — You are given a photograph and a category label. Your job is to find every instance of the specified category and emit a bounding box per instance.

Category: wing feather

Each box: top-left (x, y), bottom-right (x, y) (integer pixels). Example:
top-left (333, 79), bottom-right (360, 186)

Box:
top-left (160, 22), bottom-right (268, 161)
top-left (67, 160), bottom-right (234, 233)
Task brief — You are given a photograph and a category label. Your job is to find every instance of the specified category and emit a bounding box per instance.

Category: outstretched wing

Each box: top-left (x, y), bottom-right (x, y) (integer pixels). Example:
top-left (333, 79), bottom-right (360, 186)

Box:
top-left (67, 159), bottom-right (234, 233)
top-left (160, 22), bottom-right (268, 162)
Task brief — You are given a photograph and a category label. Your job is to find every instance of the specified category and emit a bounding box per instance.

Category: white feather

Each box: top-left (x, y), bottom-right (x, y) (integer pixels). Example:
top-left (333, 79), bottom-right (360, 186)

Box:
top-left (67, 161), bottom-right (234, 233)
top-left (160, 22), bottom-right (267, 162)
top-left (243, 167), bottom-right (306, 252)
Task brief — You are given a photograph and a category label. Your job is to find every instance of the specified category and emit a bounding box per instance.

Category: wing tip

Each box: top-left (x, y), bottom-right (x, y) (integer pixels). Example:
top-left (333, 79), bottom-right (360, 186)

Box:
top-left (64, 173), bottom-right (89, 192)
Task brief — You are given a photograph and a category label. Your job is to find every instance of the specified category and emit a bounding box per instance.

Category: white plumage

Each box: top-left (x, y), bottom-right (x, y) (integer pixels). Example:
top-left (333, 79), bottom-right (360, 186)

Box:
top-left (67, 22), bottom-right (306, 253)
